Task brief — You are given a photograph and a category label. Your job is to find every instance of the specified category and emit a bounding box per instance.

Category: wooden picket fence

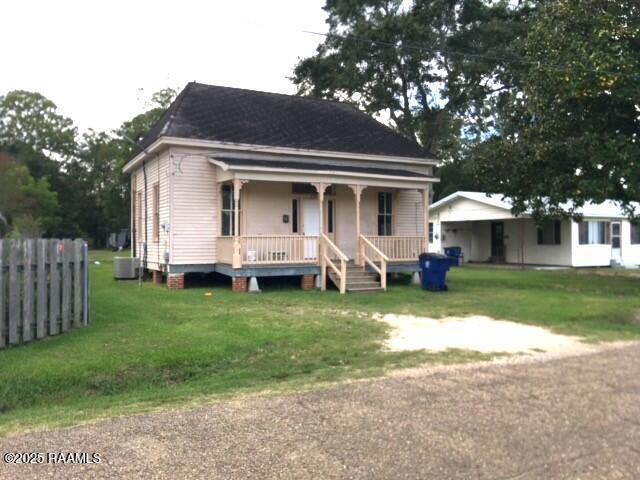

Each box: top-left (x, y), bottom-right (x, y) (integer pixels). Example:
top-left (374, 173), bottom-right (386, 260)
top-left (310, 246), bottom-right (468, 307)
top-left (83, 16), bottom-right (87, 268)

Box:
top-left (0, 239), bottom-right (89, 349)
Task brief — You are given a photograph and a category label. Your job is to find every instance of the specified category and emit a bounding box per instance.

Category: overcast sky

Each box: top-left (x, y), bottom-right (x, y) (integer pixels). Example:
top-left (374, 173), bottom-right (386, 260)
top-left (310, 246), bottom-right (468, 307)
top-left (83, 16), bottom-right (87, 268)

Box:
top-left (1, 0), bottom-right (328, 133)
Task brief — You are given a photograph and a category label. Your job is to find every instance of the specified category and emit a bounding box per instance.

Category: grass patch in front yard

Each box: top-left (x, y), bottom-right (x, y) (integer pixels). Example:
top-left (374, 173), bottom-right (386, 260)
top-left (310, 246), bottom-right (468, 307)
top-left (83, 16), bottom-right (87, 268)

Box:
top-left (0, 251), bottom-right (639, 436)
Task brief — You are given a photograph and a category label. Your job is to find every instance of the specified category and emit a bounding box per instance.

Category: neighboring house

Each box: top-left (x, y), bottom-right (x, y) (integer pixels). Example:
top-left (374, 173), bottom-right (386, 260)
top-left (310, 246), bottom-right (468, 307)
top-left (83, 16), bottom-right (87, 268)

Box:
top-left (122, 82), bottom-right (438, 292)
top-left (429, 191), bottom-right (640, 268)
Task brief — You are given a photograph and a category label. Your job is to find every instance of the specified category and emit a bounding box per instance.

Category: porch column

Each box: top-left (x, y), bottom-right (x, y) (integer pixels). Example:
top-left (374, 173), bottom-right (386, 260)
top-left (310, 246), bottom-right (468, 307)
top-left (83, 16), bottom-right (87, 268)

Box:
top-left (312, 183), bottom-right (328, 236)
top-left (349, 184), bottom-right (366, 266)
top-left (232, 178), bottom-right (248, 268)
top-left (421, 185), bottom-right (431, 252)
top-left (312, 183), bottom-right (329, 290)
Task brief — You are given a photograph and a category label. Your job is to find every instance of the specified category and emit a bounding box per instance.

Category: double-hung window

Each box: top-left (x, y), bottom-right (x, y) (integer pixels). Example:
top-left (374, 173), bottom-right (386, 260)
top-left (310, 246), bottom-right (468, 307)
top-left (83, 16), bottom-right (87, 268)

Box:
top-left (221, 184), bottom-right (240, 236)
top-left (137, 191), bottom-right (144, 242)
top-left (537, 220), bottom-right (561, 245)
top-left (578, 221), bottom-right (610, 245)
top-left (631, 223), bottom-right (640, 245)
top-left (152, 184), bottom-right (160, 241)
top-left (377, 192), bottom-right (393, 236)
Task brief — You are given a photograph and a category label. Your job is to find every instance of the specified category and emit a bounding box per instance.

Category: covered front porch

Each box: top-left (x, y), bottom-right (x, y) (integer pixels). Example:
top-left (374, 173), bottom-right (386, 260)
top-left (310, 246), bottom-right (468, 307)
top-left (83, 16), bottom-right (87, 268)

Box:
top-left (211, 156), bottom-right (434, 293)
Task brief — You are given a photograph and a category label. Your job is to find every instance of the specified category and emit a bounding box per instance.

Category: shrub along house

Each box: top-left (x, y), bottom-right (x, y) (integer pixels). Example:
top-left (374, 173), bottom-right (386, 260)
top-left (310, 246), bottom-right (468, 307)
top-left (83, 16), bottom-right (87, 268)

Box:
top-left (429, 191), bottom-right (640, 268)
top-left (123, 82), bottom-right (438, 292)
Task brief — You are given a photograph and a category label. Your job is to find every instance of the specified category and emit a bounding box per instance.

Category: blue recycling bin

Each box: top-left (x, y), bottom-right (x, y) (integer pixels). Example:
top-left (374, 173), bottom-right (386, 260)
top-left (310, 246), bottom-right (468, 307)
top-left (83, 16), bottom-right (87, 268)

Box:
top-left (419, 253), bottom-right (451, 291)
top-left (444, 246), bottom-right (463, 266)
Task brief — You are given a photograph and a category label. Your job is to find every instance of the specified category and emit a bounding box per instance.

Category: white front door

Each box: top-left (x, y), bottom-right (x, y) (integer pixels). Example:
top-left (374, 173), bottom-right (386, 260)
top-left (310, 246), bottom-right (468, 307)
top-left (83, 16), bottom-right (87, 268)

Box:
top-left (302, 199), bottom-right (320, 259)
top-left (611, 222), bottom-right (622, 260)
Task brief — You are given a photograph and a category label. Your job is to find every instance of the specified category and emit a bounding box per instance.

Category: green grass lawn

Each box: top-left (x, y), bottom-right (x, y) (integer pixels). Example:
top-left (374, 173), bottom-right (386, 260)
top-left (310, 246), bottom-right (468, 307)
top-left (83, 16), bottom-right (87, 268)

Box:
top-left (1, 250), bottom-right (639, 436)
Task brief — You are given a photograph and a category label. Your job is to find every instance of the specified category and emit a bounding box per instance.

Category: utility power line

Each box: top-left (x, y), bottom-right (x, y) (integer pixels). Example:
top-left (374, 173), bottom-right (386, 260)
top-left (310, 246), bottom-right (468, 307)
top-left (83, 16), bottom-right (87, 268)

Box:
top-left (297, 29), bottom-right (640, 79)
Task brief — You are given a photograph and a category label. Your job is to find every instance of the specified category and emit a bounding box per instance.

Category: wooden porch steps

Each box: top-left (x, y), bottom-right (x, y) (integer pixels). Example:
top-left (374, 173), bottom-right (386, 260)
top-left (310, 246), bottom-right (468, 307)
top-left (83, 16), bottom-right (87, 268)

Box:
top-left (328, 262), bottom-right (385, 293)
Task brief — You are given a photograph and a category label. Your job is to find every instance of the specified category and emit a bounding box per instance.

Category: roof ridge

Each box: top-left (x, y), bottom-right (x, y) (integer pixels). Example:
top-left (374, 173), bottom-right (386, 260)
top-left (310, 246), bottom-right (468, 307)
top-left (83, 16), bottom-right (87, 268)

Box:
top-left (189, 82), bottom-right (429, 155)
top-left (190, 81), bottom-right (352, 107)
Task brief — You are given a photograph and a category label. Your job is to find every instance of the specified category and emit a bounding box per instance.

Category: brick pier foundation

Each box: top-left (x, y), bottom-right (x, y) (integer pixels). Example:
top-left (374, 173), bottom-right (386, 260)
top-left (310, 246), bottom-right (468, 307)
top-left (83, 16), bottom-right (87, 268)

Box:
top-left (232, 277), bottom-right (248, 292)
top-left (301, 274), bottom-right (316, 290)
top-left (167, 273), bottom-right (185, 289)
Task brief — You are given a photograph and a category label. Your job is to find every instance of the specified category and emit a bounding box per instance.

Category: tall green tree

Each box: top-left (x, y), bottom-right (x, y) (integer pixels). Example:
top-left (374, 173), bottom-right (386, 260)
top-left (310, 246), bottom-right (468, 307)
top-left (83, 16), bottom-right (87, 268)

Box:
top-left (72, 88), bottom-right (176, 246)
top-left (0, 153), bottom-right (60, 237)
top-left (0, 87), bottom-right (176, 243)
top-left (293, 0), bottom-right (537, 181)
top-left (0, 90), bottom-right (76, 157)
top-left (473, 0), bottom-right (640, 219)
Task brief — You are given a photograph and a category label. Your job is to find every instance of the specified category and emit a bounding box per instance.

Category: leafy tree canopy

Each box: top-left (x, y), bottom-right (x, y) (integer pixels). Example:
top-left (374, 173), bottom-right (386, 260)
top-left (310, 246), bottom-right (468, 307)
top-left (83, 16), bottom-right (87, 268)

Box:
top-left (473, 0), bottom-right (640, 220)
top-left (293, 0), bottom-right (537, 161)
top-left (0, 90), bottom-right (76, 157)
top-left (0, 153), bottom-right (60, 237)
top-left (0, 87), bottom-right (176, 242)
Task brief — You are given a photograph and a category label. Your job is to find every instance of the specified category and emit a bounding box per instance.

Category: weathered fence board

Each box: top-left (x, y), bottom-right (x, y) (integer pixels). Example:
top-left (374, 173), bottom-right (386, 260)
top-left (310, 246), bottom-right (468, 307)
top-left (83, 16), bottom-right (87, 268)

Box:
top-left (61, 239), bottom-right (72, 332)
top-left (0, 241), bottom-right (4, 348)
top-left (73, 239), bottom-right (82, 328)
top-left (0, 238), bottom-right (89, 349)
top-left (36, 239), bottom-right (47, 339)
top-left (49, 239), bottom-right (60, 336)
top-left (23, 240), bottom-right (34, 342)
top-left (9, 241), bottom-right (19, 345)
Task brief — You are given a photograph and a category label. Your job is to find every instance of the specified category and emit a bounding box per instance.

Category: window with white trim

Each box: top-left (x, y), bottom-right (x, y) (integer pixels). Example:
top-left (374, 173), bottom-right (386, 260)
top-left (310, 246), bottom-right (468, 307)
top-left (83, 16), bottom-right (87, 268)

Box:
top-left (221, 184), bottom-right (240, 236)
top-left (137, 191), bottom-right (144, 242)
top-left (631, 223), bottom-right (640, 245)
top-left (578, 221), bottom-right (610, 245)
top-left (537, 220), bottom-right (561, 245)
top-left (152, 184), bottom-right (160, 242)
top-left (377, 192), bottom-right (393, 236)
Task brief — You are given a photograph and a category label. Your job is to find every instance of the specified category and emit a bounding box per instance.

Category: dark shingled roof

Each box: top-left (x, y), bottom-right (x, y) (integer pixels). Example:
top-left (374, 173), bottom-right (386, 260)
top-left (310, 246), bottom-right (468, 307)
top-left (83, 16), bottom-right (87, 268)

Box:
top-left (138, 82), bottom-right (433, 160)
top-left (213, 156), bottom-right (432, 179)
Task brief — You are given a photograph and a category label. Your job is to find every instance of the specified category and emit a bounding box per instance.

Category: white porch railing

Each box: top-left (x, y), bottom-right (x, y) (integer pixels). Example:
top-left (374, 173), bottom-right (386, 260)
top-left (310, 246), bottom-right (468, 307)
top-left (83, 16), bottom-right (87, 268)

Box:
top-left (358, 235), bottom-right (389, 290)
top-left (217, 235), bottom-right (319, 266)
top-left (320, 234), bottom-right (348, 294)
top-left (241, 235), bottom-right (319, 264)
top-left (367, 235), bottom-right (424, 261)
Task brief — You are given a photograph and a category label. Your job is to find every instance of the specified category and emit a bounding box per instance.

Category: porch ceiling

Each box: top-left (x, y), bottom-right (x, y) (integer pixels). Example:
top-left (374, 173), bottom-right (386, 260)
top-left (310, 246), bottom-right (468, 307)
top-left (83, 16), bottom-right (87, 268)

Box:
top-left (208, 156), bottom-right (438, 189)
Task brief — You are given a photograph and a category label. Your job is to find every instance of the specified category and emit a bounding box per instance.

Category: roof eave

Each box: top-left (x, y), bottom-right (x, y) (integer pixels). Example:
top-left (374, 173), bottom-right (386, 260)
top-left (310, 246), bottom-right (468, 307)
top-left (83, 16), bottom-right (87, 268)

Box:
top-left (122, 136), bottom-right (439, 174)
top-left (208, 158), bottom-right (439, 185)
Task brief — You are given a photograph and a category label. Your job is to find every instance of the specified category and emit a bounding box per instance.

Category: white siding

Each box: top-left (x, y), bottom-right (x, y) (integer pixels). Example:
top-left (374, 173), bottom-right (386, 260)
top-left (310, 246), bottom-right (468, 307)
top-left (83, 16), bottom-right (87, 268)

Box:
top-left (621, 220), bottom-right (640, 267)
top-left (171, 151), bottom-right (218, 265)
top-left (395, 189), bottom-right (424, 236)
top-left (438, 219), bottom-right (573, 266)
top-left (132, 152), bottom-right (170, 271)
top-left (434, 198), bottom-right (514, 222)
top-left (243, 182), bottom-right (291, 236)
top-left (334, 185), bottom-right (357, 258)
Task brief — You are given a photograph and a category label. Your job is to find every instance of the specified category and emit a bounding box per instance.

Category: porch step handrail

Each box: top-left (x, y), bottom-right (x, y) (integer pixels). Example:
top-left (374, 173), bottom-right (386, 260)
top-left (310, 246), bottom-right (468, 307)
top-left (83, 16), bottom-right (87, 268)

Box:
top-left (359, 235), bottom-right (389, 290)
top-left (320, 233), bottom-right (348, 294)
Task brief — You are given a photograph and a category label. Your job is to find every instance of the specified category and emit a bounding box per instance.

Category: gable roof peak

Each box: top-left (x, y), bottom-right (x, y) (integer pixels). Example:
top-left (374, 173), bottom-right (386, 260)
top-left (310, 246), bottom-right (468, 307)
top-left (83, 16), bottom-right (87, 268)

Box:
top-left (135, 81), bottom-right (435, 161)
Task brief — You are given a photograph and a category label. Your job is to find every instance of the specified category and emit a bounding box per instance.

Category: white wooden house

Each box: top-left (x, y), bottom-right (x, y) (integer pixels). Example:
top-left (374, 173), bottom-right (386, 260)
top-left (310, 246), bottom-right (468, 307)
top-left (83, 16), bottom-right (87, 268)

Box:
top-left (429, 191), bottom-right (640, 268)
top-left (123, 83), bottom-right (438, 292)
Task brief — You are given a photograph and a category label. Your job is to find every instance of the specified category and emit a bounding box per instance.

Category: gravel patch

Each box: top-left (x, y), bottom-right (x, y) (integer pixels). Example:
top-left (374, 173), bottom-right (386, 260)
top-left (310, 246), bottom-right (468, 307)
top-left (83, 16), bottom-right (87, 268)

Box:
top-left (374, 313), bottom-right (588, 355)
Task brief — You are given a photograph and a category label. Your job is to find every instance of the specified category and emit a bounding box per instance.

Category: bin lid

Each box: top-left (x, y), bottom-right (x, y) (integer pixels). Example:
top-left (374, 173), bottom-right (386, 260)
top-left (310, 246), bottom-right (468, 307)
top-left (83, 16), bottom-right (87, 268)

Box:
top-left (419, 253), bottom-right (450, 260)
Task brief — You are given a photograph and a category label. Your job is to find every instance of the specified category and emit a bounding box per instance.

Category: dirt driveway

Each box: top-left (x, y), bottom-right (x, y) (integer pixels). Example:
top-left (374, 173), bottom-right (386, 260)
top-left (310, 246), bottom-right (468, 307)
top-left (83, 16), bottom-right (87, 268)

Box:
top-left (1, 343), bottom-right (639, 479)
